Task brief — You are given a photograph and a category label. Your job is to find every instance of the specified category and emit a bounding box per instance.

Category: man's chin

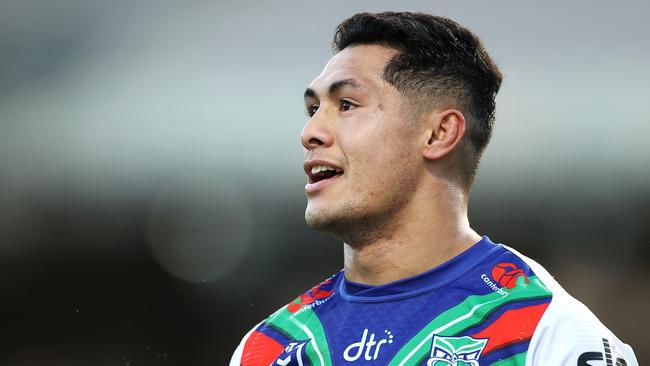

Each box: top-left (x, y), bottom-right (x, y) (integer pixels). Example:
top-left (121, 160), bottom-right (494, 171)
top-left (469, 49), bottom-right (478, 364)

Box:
top-left (304, 208), bottom-right (381, 246)
top-left (304, 209), bottom-right (332, 231)
top-left (304, 205), bottom-right (343, 232)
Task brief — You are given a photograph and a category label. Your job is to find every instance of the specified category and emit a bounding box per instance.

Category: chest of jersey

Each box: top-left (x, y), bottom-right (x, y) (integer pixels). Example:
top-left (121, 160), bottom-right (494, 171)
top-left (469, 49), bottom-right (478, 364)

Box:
top-left (242, 254), bottom-right (551, 366)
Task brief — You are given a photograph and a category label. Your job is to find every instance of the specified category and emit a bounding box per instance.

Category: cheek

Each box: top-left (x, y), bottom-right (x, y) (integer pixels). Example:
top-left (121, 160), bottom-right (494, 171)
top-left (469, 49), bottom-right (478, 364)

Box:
top-left (341, 111), bottom-right (419, 187)
top-left (352, 143), bottom-right (414, 193)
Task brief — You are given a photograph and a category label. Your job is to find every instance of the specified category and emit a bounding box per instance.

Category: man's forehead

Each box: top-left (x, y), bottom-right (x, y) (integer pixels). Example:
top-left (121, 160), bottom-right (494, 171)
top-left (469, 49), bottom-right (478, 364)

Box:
top-left (307, 45), bottom-right (397, 93)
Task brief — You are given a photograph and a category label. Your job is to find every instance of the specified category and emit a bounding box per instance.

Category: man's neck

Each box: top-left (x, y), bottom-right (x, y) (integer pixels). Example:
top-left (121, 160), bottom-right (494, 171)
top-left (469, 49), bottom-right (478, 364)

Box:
top-left (342, 187), bottom-right (481, 286)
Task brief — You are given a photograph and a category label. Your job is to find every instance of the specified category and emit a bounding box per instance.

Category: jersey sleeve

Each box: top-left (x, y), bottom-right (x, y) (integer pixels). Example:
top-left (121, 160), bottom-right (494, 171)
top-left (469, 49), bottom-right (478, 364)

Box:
top-left (230, 321), bottom-right (287, 366)
top-left (229, 325), bottom-right (252, 366)
top-left (517, 252), bottom-right (639, 366)
top-left (526, 296), bottom-right (638, 366)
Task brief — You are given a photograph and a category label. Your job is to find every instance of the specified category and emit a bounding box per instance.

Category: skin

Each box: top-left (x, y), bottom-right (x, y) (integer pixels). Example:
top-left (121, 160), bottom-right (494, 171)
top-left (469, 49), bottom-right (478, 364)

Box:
top-left (301, 44), bottom-right (482, 286)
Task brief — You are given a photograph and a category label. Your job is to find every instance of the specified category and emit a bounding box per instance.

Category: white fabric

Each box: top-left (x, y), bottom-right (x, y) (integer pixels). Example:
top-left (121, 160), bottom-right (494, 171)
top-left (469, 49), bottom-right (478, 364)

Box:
top-left (503, 245), bottom-right (638, 366)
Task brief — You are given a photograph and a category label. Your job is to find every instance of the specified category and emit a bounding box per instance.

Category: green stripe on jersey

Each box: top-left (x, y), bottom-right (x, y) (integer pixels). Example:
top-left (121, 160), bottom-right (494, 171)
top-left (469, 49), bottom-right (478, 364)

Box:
top-left (388, 275), bottom-right (551, 366)
top-left (265, 303), bottom-right (333, 366)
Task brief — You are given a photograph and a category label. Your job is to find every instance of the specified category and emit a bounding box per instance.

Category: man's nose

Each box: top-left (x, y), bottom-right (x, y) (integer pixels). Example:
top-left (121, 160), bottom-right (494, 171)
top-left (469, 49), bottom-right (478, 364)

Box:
top-left (300, 108), bottom-right (334, 150)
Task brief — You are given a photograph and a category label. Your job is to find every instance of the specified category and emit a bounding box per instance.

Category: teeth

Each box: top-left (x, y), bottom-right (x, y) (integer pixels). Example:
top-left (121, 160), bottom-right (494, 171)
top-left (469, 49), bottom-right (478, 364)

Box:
top-left (311, 165), bottom-right (331, 174)
top-left (310, 164), bottom-right (341, 175)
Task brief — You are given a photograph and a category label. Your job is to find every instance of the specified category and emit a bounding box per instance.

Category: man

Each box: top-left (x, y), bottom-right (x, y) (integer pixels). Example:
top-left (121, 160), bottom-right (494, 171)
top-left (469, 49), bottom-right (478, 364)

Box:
top-left (230, 12), bottom-right (638, 366)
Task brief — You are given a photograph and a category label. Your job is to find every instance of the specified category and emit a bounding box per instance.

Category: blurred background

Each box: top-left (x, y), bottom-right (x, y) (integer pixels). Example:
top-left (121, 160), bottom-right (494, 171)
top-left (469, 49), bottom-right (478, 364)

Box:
top-left (0, 0), bottom-right (648, 364)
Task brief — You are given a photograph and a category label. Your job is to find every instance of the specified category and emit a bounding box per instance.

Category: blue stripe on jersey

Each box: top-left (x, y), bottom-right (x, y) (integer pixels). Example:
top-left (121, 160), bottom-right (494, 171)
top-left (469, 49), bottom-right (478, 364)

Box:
top-left (259, 323), bottom-right (293, 347)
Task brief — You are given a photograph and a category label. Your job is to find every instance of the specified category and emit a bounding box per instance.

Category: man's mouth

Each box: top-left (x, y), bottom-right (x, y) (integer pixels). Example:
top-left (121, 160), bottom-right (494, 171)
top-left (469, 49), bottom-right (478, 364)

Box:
top-left (307, 164), bottom-right (344, 184)
top-left (303, 161), bottom-right (345, 194)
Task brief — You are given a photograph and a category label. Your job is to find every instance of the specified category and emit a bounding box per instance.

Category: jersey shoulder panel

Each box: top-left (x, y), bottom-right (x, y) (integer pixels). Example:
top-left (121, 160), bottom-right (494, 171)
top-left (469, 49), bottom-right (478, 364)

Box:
top-left (229, 322), bottom-right (261, 366)
top-left (502, 245), bottom-right (638, 366)
top-left (230, 272), bottom-right (340, 366)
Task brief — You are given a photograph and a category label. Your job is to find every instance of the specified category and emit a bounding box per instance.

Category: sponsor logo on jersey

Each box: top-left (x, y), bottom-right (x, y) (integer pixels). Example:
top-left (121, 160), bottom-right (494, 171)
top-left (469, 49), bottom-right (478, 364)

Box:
top-left (480, 273), bottom-right (508, 296)
top-left (491, 262), bottom-right (529, 289)
top-left (343, 328), bottom-right (394, 362)
top-left (426, 335), bottom-right (488, 366)
top-left (577, 338), bottom-right (628, 366)
top-left (273, 340), bottom-right (311, 366)
top-left (287, 278), bottom-right (334, 314)
top-left (481, 262), bottom-right (529, 296)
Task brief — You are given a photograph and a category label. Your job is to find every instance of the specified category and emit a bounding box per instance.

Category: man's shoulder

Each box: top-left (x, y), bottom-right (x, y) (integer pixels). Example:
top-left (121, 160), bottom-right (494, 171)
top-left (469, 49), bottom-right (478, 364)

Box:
top-left (229, 272), bottom-right (341, 366)
top-left (498, 242), bottom-right (608, 319)
top-left (498, 244), bottom-right (639, 365)
top-left (525, 281), bottom-right (639, 365)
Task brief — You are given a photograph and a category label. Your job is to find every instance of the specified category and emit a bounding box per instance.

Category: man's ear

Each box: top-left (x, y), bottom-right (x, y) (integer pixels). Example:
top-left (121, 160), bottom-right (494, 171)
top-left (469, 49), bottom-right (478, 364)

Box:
top-left (422, 109), bottom-right (466, 161)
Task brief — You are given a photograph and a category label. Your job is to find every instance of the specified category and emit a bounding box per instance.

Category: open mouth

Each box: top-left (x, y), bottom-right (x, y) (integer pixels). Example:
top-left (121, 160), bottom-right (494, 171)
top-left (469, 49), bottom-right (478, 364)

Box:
top-left (306, 164), bottom-right (344, 184)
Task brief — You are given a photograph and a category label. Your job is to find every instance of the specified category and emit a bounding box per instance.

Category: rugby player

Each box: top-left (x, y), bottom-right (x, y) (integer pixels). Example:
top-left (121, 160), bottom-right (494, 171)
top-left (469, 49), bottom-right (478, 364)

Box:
top-left (230, 12), bottom-right (638, 365)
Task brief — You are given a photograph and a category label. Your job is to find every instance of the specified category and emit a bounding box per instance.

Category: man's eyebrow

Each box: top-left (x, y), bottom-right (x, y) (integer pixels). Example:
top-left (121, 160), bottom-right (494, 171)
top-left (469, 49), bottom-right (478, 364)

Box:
top-left (303, 78), bottom-right (365, 101)
top-left (328, 78), bottom-right (364, 95)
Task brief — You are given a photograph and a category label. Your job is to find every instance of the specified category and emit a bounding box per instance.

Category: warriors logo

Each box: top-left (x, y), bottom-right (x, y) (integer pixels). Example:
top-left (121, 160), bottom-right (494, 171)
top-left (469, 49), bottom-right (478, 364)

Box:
top-left (426, 335), bottom-right (488, 366)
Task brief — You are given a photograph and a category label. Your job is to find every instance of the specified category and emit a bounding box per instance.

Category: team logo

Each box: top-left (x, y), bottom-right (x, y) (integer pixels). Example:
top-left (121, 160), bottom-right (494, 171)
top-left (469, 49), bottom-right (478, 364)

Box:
top-left (273, 340), bottom-right (311, 366)
top-left (426, 335), bottom-right (488, 366)
top-left (491, 262), bottom-right (529, 289)
top-left (287, 278), bottom-right (334, 314)
top-left (577, 338), bottom-right (628, 366)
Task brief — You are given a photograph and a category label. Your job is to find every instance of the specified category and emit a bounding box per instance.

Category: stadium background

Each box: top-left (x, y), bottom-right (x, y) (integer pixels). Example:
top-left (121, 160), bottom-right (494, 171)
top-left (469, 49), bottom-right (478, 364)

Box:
top-left (0, 0), bottom-right (648, 364)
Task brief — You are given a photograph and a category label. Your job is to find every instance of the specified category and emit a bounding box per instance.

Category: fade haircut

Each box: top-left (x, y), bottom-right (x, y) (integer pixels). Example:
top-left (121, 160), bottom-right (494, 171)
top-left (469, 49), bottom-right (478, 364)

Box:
top-left (333, 12), bottom-right (502, 189)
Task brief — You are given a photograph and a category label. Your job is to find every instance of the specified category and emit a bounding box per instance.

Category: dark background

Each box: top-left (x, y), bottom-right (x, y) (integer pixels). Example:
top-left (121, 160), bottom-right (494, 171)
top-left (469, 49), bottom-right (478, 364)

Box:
top-left (0, 0), bottom-right (648, 364)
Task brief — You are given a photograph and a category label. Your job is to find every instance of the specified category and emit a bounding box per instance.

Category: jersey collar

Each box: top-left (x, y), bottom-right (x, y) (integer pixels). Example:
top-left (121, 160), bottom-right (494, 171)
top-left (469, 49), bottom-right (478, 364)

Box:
top-left (339, 236), bottom-right (500, 303)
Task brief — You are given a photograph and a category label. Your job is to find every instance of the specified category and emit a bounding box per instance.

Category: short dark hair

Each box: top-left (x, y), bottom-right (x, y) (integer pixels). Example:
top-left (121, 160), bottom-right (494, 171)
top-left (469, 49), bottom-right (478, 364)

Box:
top-left (333, 12), bottom-right (502, 189)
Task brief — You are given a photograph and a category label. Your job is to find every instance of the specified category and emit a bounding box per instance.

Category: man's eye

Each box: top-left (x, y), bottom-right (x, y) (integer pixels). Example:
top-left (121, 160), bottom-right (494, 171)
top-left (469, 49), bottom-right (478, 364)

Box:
top-left (306, 105), bottom-right (319, 117)
top-left (340, 100), bottom-right (356, 112)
